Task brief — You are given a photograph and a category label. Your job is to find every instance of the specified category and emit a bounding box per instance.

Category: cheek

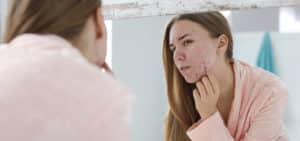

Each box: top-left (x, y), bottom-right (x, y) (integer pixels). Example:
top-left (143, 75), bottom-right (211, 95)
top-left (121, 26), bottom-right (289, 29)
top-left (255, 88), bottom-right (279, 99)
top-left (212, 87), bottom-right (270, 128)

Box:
top-left (99, 46), bottom-right (107, 58)
top-left (177, 44), bottom-right (218, 83)
top-left (191, 45), bottom-right (217, 73)
top-left (96, 40), bottom-right (107, 60)
top-left (201, 51), bottom-right (216, 71)
top-left (188, 51), bottom-right (215, 83)
top-left (97, 48), bottom-right (107, 65)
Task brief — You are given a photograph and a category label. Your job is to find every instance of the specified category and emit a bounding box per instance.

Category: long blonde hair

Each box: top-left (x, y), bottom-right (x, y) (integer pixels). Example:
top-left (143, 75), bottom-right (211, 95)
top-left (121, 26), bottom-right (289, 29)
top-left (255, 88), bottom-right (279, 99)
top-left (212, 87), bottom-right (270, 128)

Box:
top-left (162, 11), bottom-right (233, 141)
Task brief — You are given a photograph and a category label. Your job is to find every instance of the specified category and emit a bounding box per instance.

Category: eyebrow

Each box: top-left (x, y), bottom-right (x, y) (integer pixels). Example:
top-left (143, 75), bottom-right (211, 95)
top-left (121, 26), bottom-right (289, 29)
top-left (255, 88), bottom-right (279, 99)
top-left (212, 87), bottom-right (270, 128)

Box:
top-left (169, 33), bottom-right (191, 47)
top-left (178, 33), bottom-right (190, 41)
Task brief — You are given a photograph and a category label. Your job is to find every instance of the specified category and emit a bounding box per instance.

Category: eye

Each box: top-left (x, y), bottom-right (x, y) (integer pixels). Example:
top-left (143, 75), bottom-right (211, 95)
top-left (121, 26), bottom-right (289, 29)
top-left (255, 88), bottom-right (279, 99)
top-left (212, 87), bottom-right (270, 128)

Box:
top-left (183, 40), bottom-right (194, 46)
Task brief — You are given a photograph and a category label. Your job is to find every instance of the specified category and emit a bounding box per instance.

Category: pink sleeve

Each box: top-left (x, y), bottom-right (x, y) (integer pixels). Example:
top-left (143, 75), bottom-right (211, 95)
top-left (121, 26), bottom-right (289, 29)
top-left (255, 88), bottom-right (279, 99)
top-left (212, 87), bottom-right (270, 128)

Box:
top-left (187, 112), bottom-right (234, 141)
top-left (186, 87), bottom-right (288, 141)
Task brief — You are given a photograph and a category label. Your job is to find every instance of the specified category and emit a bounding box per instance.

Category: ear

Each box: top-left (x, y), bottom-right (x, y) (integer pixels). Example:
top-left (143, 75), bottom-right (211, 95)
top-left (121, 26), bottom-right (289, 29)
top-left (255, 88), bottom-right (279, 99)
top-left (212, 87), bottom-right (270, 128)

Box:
top-left (94, 7), bottom-right (107, 39)
top-left (216, 34), bottom-right (229, 58)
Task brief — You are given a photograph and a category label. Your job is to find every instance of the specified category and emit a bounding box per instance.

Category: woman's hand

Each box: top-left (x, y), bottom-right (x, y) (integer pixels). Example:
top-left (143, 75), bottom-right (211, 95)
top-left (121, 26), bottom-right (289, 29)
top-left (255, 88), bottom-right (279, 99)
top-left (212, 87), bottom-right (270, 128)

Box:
top-left (193, 73), bottom-right (220, 120)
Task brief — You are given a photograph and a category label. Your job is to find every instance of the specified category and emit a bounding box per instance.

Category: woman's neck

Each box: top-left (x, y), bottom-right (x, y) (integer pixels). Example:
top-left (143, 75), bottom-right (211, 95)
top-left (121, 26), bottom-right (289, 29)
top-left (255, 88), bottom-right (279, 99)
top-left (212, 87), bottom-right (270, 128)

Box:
top-left (213, 59), bottom-right (235, 99)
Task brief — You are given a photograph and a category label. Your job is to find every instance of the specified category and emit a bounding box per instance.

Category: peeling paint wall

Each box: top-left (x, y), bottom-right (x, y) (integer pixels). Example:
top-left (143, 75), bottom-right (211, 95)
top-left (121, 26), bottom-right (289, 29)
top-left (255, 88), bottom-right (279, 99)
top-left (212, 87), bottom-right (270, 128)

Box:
top-left (103, 0), bottom-right (300, 20)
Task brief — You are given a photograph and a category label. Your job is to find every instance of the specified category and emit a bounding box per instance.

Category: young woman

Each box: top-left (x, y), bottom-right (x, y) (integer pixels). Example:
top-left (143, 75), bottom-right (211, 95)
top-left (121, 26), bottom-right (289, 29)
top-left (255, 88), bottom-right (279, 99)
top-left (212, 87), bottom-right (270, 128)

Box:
top-left (0, 0), bottom-right (132, 141)
top-left (162, 12), bottom-right (288, 141)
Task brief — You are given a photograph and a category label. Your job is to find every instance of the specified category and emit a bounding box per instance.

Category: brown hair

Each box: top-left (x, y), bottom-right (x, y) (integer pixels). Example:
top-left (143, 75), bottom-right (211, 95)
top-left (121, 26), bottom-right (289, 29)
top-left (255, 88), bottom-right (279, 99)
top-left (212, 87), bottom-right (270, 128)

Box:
top-left (162, 11), bottom-right (233, 141)
top-left (3, 0), bottom-right (101, 43)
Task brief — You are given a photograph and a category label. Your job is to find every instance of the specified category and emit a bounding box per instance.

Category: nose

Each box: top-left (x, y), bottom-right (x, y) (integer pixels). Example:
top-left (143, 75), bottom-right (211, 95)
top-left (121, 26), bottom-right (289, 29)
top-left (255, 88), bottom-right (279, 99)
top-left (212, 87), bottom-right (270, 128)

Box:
top-left (174, 49), bottom-right (186, 62)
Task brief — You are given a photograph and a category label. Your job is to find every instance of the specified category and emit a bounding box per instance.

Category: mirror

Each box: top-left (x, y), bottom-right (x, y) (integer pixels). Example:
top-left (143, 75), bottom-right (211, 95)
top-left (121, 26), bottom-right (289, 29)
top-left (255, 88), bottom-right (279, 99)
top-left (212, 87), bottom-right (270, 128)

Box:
top-left (107, 5), bottom-right (300, 141)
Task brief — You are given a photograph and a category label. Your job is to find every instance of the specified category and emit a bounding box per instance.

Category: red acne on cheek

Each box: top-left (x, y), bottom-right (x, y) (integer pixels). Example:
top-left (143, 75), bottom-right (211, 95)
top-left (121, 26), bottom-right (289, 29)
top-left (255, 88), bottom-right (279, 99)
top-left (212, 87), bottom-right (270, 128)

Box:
top-left (204, 64), bottom-right (208, 75)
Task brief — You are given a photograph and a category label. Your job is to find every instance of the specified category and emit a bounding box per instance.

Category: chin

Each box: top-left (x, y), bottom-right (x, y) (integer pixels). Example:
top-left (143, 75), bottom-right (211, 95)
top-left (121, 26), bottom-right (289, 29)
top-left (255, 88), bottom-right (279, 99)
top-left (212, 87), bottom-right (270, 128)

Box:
top-left (184, 77), bottom-right (198, 84)
top-left (183, 73), bottom-right (204, 84)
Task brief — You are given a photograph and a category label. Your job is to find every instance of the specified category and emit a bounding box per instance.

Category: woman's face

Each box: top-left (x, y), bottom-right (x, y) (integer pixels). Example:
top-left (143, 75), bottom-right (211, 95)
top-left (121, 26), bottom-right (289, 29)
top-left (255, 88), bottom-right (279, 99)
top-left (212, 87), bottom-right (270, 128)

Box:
top-left (169, 20), bottom-right (219, 83)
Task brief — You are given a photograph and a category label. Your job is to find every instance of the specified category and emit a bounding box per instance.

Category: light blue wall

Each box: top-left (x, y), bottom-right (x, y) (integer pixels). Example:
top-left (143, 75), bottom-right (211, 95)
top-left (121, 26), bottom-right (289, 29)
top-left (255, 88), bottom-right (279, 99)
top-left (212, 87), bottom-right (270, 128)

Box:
top-left (112, 16), bottom-right (171, 141)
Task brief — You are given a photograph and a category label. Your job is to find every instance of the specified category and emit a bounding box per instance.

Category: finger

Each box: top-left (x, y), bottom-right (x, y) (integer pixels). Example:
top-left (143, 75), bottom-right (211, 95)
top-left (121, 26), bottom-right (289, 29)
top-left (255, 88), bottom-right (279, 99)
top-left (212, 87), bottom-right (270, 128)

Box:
top-left (196, 81), bottom-right (207, 97)
top-left (201, 76), bottom-right (214, 96)
top-left (207, 72), bottom-right (220, 95)
top-left (192, 89), bottom-right (201, 111)
top-left (193, 89), bottom-right (201, 102)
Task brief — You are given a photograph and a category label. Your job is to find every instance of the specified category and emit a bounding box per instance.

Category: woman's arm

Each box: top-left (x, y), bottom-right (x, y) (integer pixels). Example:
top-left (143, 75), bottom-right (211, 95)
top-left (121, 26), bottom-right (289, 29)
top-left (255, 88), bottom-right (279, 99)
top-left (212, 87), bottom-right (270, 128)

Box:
top-left (187, 86), bottom-right (288, 141)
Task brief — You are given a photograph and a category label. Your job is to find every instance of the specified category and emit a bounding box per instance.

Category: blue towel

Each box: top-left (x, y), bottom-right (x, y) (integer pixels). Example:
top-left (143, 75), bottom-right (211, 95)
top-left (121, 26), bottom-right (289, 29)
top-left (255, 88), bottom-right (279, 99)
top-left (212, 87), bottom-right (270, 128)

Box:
top-left (256, 32), bottom-right (276, 74)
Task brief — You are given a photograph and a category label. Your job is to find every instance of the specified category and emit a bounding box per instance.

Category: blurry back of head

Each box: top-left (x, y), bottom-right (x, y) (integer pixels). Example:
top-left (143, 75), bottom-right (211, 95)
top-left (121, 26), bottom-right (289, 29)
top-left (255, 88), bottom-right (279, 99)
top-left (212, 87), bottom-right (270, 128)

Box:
top-left (4, 0), bottom-right (101, 42)
top-left (3, 0), bottom-right (107, 65)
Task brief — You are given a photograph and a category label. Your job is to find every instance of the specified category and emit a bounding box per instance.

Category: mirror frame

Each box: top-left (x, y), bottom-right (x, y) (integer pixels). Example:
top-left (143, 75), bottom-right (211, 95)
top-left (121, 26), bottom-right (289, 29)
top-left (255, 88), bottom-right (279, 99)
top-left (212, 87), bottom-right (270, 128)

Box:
top-left (103, 0), bottom-right (300, 20)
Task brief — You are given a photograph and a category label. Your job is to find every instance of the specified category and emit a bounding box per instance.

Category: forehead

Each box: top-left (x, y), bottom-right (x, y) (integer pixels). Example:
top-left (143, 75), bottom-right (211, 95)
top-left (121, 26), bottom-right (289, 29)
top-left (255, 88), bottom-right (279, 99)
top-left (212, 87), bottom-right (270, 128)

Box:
top-left (169, 20), bottom-right (209, 43)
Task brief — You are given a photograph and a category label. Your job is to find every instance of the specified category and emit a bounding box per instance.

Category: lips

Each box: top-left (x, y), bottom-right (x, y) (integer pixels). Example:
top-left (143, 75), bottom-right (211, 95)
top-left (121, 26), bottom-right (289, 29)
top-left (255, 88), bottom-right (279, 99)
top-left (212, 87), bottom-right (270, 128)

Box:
top-left (180, 66), bottom-right (191, 71)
